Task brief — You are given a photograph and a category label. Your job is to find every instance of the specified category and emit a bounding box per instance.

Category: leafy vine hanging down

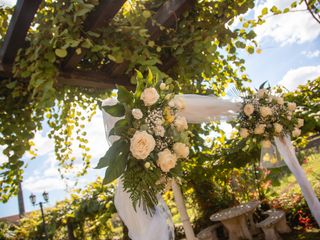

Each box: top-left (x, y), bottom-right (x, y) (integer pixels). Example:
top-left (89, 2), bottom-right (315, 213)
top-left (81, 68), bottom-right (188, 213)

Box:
top-left (0, 0), bottom-right (259, 201)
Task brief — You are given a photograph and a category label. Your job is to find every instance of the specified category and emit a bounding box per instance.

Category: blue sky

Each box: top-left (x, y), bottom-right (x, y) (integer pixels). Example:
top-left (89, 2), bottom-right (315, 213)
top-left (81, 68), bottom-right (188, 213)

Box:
top-left (0, 0), bottom-right (319, 218)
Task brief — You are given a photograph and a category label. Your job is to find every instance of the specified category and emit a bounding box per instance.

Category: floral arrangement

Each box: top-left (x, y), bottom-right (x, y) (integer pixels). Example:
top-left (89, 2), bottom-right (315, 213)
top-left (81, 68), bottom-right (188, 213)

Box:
top-left (96, 70), bottom-right (190, 213)
top-left (235, 86), bottom-right (304, 149)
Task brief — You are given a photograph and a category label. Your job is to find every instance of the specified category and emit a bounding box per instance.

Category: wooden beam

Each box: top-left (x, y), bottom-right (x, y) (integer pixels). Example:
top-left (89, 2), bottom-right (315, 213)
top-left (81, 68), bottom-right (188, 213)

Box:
top-left (63, 0), bottom-right (126, 70)
top-left (146, 0), bottom-right (195, 40)
top-left (0, 0), bottom-right (42, 72)
top-left (105, 0), bottom-right (195, 76)
top-left (57, 70), bottom-right (134, 89)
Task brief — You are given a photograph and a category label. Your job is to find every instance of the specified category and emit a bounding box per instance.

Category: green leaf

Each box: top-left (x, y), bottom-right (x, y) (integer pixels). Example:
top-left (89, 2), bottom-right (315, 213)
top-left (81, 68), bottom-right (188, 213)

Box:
top-left (291, 1), bottom-right (297, 8)
top-left (259, 81), bottom-right (268, 89)
top-left (142, 10), bottom-right (151, 18)
top-left (261, 7), bottom-right (268, 15)
top-left (55, 48), bottom-right (67, 58)
top-left (147, 68), bottom-right (153, 85)
top-left (103, 147), bottom-right (129, 183)
top-left (109, 119), bottom-right (129, 136)
top-left (103, 103), bottom-right (125, 117)
top-left (95, 139), bottom-right (128, 169)
top-left (246, 46), bottom-right (254, 54)
top-left (117, 85), bottom-right (133, 104)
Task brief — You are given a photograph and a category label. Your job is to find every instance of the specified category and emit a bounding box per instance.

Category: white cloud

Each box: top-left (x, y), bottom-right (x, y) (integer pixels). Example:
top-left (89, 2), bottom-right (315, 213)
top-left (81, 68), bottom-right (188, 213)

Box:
top-left (0, 0), bottom-right (15, 6)
top-left (24, 175), bottom-right (74, 193)
top-left (254, 0), bottom-right (320, 45)
top-left (302, 50), bottom-right (320, 58)
top-left (278, 65), bottom-right (320, 90)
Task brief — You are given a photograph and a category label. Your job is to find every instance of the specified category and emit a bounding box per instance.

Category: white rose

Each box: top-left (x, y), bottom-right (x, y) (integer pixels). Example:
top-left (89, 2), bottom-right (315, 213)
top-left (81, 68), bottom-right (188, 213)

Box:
top-left (276, 97), bottom-right (284, 105)
top-left (240, 128), bottom-right (249, 138)
top-left (160, 83), bottom-right (166, 90)
top-left (173, 142), bottom-right (189, 159)
top-left (132, 108), bottom-right (143, 120)
top-left (130, 131), bottom-right (156, 160)
top-left (257, 89), bottom-right (266, 98)
top-left (254, 124), bottom-right (266, 135)
top-left (174, 116), bottom-right (188, 132)
top-left (260, 106), bottom-right (272, 118)
top-left (157, 149), bottom-right (177, 172)
top-left (261, 140), bottom-right (272, 149)
top-left (292, 128), bottom-right (301, 137)
top-left (274, 123), bottom-right (283, 134)
top-left (287, 102), bottom-right (296, 111)
top-left (141, 88), bottom-right (160, 106)
top-left (243, 104), bottom-right (254, 116)
top-left (154, 125), bottom-right (165, 137)
top-left (297, 118), bottom-right (304, 128)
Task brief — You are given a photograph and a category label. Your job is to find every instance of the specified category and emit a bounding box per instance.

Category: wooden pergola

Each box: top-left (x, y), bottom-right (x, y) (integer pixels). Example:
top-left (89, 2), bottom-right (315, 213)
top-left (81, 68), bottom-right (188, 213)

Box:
top-left (0, 0), bottom-right (195, 89)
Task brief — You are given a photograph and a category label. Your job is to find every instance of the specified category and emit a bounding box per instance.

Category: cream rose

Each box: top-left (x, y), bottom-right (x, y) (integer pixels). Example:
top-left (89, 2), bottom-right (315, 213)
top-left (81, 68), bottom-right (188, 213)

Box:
top-left (240, 128), bottom-right (249, 138)
top-left (288, 102), bottom-right (296, 111)
top-left (160, 83), bottom-right (166, 90)
top-left (260, 106), bottom-right (272, 118)
top-left (140, 88), bottom-right (159, 106)
top-left (276, 97), bottom-right (284, 105)
top-left (292, 128), bottom-right (301, 137)
top-left (254, 124), bottom-right (266, 135)
top-left (243, 104), bottom-right (254, 116)
top-left (132, 108), bottom-right (143, 120)
top-left (130, 131), bottom-right (156, 160)
top-left (261, 140), bottom-right (272, 149)
top-left (297, 118), bottom-right (304, 128)
top-left (157, 149), bottom-right (177, 172)
top-left (257, 89), bottom-right (266, 98)
top-left (173, 142), bottom-right (189, 159)
top-left (174, 116), bottom-right (188, 132)
top-left (274, 123), bottom-right (283, 134)
top-left (154, 125), bottom-right (165, 137)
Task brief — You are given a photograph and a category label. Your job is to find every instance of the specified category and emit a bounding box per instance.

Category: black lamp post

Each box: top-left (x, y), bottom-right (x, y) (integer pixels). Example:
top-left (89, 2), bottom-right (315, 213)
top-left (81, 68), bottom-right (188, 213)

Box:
top-left (29, 191), bottom-right (49, 240)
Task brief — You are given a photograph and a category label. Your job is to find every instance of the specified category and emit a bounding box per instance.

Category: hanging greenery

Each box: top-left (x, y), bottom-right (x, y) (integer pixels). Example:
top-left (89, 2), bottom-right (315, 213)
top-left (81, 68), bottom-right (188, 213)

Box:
top-left (0, 0), bottom-right (262, 202)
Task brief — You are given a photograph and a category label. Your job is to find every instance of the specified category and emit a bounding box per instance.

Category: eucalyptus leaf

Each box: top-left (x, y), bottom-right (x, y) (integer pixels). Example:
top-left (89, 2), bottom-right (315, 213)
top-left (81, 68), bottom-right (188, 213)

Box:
top-left (103, 103), bottom-right (125, 117)
top-left (117, 85), bottom-right (133, 104)
top-left (95, 139), bottom-right (129, 169)
top-left (103, 148), bottom-right (129, 184)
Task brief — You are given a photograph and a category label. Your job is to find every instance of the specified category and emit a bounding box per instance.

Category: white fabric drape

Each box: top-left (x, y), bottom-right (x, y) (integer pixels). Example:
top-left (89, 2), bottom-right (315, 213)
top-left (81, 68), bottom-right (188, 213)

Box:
top-left (177, 94), bottom-right (241, 123)
top-left (274, 136), bottom-right (320, 227)
top-left (101, 95), bottom-right (240, 240)
top-left (102, 98), bottom-right (175, 240)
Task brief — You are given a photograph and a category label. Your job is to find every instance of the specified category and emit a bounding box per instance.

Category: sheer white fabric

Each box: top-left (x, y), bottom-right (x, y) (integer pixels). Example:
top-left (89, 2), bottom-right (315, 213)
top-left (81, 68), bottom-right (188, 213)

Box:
top-left (260, 144), bottom-right (286, 168)
top-left (177, 94), bottom-right (241, 123)
top-left (274, 136), bottom-right (320, 227)
top-left (102, 98), bottom-right (174, 240)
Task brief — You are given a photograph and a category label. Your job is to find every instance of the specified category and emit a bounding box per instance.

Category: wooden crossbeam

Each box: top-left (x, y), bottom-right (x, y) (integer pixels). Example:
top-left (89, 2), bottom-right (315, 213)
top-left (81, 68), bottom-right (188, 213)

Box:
top-left (0, 0), bottom-right (42, 73)
top-left (57, 70), bottom-right (134, 89)
top-left (146, 0), bottom-right (195, 40)
top-left (63, 0), bottom-right (126, 70)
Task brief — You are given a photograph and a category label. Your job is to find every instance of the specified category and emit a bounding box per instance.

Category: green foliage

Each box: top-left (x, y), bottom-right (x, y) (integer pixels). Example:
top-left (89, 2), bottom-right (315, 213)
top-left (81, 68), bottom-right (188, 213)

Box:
top-left (0, 0), bottom-right (257, 201)
top-left (8, 178), bottom-right (122, 240)
top-left (284, 77), bottom-right (320, 135)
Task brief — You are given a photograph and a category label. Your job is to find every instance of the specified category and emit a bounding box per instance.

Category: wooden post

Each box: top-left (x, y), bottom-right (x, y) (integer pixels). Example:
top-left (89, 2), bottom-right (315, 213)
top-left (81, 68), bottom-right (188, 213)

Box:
top-left (172, 179), bottom-right (197, 240)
